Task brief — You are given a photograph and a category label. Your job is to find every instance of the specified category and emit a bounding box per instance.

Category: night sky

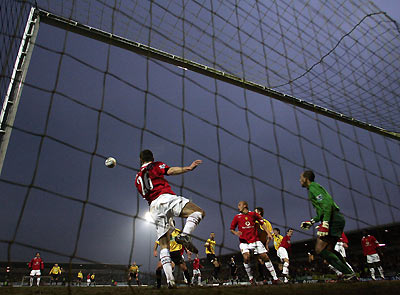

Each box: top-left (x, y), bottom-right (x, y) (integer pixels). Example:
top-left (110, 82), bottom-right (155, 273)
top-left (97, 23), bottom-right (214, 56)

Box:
top-left (0, 0), bottom-right (399, 274)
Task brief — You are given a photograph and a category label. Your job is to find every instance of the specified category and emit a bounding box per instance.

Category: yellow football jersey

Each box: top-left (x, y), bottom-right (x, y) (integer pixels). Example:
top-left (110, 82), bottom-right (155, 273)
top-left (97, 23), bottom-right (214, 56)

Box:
top-left (77, 271), bottom-right (83, 279)
top-left (256, 218), bottom-right (273, 235)
top-left (50, 266), bottom-right (61, 275)
top-left (273, 234), bottom-right (283, 250)
top-left (170, 229), bottom-right (183, 252)
top-left (155, 229), bottom-right (183, 252)
top-left (205, 238), bottom-right (216, 254)
top-left (129, 265), bottom-right (139, 273)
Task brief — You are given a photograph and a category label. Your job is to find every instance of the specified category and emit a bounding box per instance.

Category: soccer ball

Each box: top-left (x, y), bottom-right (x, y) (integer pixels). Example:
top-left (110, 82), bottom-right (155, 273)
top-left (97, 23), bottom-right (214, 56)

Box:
top-left (105, 157), bottom-right (117, 168)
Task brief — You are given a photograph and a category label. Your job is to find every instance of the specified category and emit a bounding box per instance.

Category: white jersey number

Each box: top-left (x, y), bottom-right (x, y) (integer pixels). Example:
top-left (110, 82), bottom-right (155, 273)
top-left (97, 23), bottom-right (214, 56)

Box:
top-left (137, 171), bottom-right (153, 196)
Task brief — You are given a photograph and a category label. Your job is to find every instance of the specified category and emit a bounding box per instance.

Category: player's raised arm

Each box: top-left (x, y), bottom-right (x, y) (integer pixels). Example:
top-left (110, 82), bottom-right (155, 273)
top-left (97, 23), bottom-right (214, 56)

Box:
top-left (167, 160), bottom-right (202, 175)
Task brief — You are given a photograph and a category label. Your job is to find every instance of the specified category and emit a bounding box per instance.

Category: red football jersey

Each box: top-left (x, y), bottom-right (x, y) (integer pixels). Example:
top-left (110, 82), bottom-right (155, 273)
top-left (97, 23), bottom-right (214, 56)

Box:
top-left (29, 257), bottom-right (44, 270)
top-left (339, 232), bottom-right (349, 244)
top-left (193, 258), bottom-right (202, 270)
top-left (230, 211), bottom-right (263, 243)
top-left (361, 235), bottom-right (379, 255)
top-left (135, 161), bottom-right (175, 205)
top-left (279, 235), bottom-right (292, 250)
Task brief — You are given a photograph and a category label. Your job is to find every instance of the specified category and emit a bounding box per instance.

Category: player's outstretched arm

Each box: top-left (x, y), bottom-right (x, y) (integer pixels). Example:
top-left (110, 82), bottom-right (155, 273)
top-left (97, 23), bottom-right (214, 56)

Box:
top-left (167, 160), bottom-right (202, 175)
top-left (231, 229), bottom-right (242, 237)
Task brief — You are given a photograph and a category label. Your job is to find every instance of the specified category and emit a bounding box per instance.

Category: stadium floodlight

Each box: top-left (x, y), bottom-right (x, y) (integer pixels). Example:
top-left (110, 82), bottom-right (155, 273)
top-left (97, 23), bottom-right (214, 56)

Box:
top-left (144, 211), bottom-right (153, 223)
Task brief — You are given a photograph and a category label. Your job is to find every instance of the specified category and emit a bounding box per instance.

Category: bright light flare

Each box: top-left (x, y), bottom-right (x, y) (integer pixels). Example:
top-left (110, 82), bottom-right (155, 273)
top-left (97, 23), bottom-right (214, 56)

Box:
top-left (145, 211), bottom-right (153, 223)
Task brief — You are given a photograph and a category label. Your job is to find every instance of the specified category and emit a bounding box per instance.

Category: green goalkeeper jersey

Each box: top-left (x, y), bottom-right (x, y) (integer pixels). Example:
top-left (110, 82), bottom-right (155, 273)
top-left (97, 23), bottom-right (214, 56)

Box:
top-left (308, 182), bottom-right (340, 223)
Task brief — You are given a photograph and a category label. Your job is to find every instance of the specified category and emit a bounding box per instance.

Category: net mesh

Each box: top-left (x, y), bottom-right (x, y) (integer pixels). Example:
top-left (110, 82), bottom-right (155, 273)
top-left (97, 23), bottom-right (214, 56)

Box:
top-left (0, 0), bottom-right (399, 283)
top-left (20, 0), bottom-right (400, 133)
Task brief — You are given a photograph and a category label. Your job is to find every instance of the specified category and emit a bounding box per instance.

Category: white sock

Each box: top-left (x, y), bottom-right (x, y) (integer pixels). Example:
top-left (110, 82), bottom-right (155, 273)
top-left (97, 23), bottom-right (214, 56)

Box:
top-left (198, 276), bottom-right (201, 285)
top-left (243, 263), bottom-right (253, 280)
top-left (30, 277), bottom-right (33, 286)
top-left (370, 268), bottom-right (376, 280)
top-left (283, 262), bottom-right (289, 275)
top-left (182, 212), bottom-right (203, 235)
top-left (328, 264), bottom-right (342, 276)
top-left (265, 260), bottom-right (278, 280)
top-left (345, 262), bottom-right (354, 273)
top-left (37, 277), bottom-right (41, 286)
top-left (183, 272), bottom-right (188, 283)
top-left (160, 248), bottom-right (175, 283)
top-left (378, 266), bottom-right (384, 278)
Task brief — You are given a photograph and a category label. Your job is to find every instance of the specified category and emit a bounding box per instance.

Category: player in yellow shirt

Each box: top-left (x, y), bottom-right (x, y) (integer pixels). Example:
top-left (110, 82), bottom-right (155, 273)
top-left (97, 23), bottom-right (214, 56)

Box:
top-left (254, 207), bottom-right (279, 283)
top-left (49, 263), bottom-right (62, 285)
top-left (77, 270), bottom-right (83, 286)
top-left (154, 221), bottom-right (191, 288)
top-left (90, 273), bottom-right (96, 286)
top-left (273, 228), bottom-right (284, 251)
top-left (204, 232), bottom-right (221, 283)
top-left (128, 262), bottom-right (140, 285)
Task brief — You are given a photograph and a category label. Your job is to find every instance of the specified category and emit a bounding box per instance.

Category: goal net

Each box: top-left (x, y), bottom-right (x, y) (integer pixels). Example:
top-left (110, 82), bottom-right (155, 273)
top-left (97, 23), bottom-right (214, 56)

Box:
top-left (0, 0), bottom-right (399, 282)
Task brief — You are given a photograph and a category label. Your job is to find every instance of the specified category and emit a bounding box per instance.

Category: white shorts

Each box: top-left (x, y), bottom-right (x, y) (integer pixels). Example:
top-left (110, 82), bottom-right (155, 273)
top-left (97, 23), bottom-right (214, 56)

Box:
top-left (239, 241), bottom-right (267, 255)
top-left (366, 253), bottom-right (380, 264)
top-left (193, 269), bottom-right (201, 276)
top-left (277, 247), bottom-right (289, 261)
top-left (30, 269), bottom-right (41, 276)
top-left (150, 193), bottom-right (190, 240)
top-left (335, 242), bottom-right (346, 258)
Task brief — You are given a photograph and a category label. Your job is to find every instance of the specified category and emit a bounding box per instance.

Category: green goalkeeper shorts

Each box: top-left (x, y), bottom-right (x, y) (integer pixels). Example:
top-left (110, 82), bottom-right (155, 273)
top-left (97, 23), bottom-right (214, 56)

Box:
top-left (329, 210), bottom-right (345, 239)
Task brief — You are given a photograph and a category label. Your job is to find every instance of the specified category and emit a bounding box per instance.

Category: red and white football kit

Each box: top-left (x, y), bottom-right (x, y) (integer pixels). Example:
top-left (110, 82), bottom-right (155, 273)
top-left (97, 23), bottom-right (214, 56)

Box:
top-left (277, 235), bottom-right (291, 261)
top-left (135, 161), bottom-right (175, 205)
top-left (230, 211), bottom-right (267, 254)
top-left (29, 257), bottom-right (44, 276)
top-left (335, 232), bottom-right (349, 258)
top-left (192, 258), bottom-right (203, 285)
top-left (362, 235), bottom-right (381, 263)
top-left (135, 161), bottom-right (190, 239)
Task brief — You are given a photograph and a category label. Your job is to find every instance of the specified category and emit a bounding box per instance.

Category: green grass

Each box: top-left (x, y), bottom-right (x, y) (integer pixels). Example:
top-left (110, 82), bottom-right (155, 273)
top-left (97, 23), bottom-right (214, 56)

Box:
top-left (0, 281), bottom-right (399, 295)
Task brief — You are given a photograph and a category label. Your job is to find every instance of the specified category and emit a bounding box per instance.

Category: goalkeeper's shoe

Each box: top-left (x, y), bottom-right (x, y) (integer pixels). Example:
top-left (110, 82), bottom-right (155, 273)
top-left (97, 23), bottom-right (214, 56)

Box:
top-left (343, 273), bottom-right (358, 282)
top-left (175, 234), bottom-right (199, 254)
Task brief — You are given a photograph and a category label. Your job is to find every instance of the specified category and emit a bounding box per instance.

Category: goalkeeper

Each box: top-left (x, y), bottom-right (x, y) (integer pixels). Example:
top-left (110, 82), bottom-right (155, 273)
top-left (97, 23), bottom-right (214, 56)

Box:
top-left (300, 170), bottom-right (355, 280)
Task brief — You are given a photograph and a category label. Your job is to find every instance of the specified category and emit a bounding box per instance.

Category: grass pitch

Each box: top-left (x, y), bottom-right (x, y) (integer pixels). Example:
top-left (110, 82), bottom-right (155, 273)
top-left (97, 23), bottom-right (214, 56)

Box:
top-left (0, 281), bottom-right (399, 295)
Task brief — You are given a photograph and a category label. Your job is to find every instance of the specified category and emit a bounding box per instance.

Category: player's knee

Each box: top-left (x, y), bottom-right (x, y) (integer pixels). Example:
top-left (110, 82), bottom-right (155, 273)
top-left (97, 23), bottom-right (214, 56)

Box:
top-left (198, 209), bottom-right (205, 218)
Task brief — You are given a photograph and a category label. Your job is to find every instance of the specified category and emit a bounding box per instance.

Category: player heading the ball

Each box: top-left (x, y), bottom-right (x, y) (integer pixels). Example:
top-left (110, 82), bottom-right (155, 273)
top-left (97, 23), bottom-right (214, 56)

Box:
top-left (135, 149), bottom-right (205, 288)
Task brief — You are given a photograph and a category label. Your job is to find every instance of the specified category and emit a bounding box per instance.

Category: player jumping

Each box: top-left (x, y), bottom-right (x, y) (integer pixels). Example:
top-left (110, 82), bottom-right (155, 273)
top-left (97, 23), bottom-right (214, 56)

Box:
top-left (135, 150), bottom-right (205, 288)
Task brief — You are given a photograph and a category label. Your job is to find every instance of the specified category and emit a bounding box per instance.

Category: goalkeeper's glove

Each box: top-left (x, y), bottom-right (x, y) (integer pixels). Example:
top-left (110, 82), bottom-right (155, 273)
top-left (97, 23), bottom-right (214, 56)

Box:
top-left (316, 221), bottom-right (329, 237)
top-left (300, 219), bottom-right (315, 230)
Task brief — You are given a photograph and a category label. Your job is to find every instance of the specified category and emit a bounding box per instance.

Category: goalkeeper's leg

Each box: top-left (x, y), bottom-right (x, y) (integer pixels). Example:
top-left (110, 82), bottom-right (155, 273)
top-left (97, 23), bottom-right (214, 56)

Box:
top-left (316, 238), bottom-right (353, 274)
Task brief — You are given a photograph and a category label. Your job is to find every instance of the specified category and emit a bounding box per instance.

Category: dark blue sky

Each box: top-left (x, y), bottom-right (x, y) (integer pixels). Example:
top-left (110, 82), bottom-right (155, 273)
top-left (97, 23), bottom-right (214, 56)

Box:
top-left (0, 0), bottom-right (399, 273)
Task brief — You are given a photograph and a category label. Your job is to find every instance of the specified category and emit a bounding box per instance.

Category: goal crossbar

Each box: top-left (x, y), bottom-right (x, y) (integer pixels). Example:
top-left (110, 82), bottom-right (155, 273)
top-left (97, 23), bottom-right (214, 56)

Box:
top-left (36, 8), bottom-right (400, 141)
